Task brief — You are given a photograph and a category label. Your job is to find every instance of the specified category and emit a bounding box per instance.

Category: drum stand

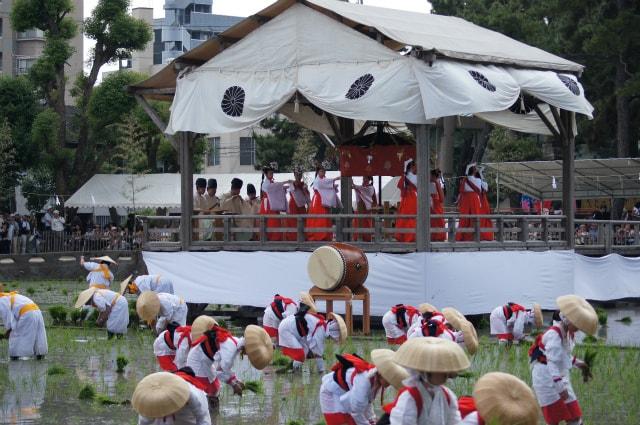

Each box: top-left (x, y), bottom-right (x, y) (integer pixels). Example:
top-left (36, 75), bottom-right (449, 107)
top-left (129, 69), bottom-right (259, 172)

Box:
top-left (309, 285), bottom-right (371, 336)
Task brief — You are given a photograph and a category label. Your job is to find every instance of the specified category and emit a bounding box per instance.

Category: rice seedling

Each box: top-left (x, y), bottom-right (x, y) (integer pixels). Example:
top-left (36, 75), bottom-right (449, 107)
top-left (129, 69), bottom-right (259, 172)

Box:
top-left (582, 348), bottom-right (597, 382)
top-left (26, 287), bottom-right (36, 296)
top-left (217, 318), bottom-right (227, 328)
top-left (596, 307), bottom-right (608, 325)
top-left (49, 306), bottom-right (68, 324)
top-left (244, 380), bottom-right (264, 394)
top-left (287, 420), bottom-right (305, 425)
top-left (70, 308), bottom-right (88, 324)
top-left (616, 316), bottom-right (632, 324)
top-left (116, 356), bottom-right (129, 373)
top-left (78, 384), bottom-right (97, 400)
top-left (62, 288), bottom-right (68, 296)
top-left (583, 335), bottom-right (598, 344)
top-left (47, 365), bottom-right (66, 376)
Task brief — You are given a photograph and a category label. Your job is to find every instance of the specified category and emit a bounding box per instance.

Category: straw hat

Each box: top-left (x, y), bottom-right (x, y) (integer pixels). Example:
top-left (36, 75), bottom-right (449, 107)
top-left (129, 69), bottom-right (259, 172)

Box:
top-left (556, 295), bottom-right (598, 335)
top-left (393, 337), bottom-right (470, 373)
top-left (132, 372), bottom-right (190, 418)
top-left (136, 291), bottom-right (161, 323)
top-left (90, 255), bottom-right (117, 265)
top-left (533, 303), bottom-right (544, 328)
top-left (74, 287), bottom-right (97, 308)
top-left (119, 275), bottom-right (133, 295)
top-left (328, 312), bottom-right (347, 344)
top-left (418, 303), bottom-right (438, 314)
top-left (473, 372), bottom-right (539, 425)
top-left (371, 349), bottom-right (409, 390)
top-left (460, 320), bottom-right (478, 355)
top-left (442, 307), bottom-right (466, 330)
top-left (299, 292), bottom-right (317, 314)
top-left (244, 325), bottom-right (273, 370)
top-left (191, 315), bottom-right (218, 340)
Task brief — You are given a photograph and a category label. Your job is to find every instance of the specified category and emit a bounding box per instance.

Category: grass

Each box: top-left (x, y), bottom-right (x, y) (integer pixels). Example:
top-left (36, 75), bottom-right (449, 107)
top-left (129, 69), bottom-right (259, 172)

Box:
top-left (47, 365), bottom-right (66, 376)
top-left (49, 306), bottom-right (68, 324)
top-left (244, 380), bottom-right (264, 394)
top-left (78, 384), bottom-right (97, 401)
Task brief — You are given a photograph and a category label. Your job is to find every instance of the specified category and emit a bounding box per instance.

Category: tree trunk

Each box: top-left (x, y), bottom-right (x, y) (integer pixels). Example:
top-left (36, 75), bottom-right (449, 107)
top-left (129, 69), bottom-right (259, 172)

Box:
top-left (146, 137), bottom-right (160, 172)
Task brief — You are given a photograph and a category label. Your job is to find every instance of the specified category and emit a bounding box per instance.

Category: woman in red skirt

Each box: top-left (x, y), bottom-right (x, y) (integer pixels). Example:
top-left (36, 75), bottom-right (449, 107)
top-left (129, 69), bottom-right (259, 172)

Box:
top-left (477, 167), bottom-right (494, 241)
top-left (395, 159), bottom-right (418, 243)
top-left (352, 176), bottom-right (377, 242)
top-left (285, 170), bottom-right (310, 241)
top-left (306, 165), bottom-right (340, 241)
top-left (260, 166), bottom-right (290, 241)
top-left (430, 169), bottom-right (446, 241)
top-left (456, 163), bottom-right (482, 241)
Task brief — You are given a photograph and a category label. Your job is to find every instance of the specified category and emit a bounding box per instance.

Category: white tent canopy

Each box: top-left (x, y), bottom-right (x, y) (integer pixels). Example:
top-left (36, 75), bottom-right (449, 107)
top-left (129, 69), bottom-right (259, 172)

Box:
top-left (164, 1), bottom-right (593, 137)
top-left (65, 173), bottom-right (393, 210)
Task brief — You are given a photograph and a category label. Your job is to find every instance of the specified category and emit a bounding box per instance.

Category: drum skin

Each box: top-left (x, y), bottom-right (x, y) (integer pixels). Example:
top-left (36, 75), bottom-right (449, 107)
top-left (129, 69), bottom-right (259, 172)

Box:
top-left (308, 243), bottom-right (369, 291)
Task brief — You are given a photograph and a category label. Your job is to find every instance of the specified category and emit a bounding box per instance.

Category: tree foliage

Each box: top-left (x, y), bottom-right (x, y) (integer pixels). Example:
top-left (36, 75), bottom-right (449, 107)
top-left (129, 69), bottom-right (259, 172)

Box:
top-left (21, 166), bottom-right (55, 212)
top-left (0, 76), bottom-right (38, 168)
top-left (0, 120), bottom-right (19, 210)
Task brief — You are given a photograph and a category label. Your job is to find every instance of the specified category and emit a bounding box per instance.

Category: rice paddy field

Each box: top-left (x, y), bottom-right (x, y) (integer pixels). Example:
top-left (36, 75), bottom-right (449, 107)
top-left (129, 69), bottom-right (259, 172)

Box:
top-left (0, 280), bottom-right (639, 424)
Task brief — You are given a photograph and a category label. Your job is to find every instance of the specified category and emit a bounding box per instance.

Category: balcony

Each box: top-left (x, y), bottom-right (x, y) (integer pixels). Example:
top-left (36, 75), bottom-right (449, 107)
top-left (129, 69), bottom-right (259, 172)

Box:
top-left (17, 29), bottom-right (45, 40)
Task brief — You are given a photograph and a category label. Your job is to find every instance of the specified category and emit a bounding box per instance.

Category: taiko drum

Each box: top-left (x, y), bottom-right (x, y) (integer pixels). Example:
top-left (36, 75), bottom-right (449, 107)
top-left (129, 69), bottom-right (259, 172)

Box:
top-left (307, 243), bottom-right (369, 291)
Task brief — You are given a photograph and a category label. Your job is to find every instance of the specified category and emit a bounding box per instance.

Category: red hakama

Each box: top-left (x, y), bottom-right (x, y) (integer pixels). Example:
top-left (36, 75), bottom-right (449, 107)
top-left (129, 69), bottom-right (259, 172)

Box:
top-left (352, 184), bottom-right (376, 242)
top-left (285, 183), bottom-right (309, 241)
top-left (306, 190), bottom-right (333, 241)
top-left (456, 177), bottom-right (482, 241)
top-left (260, 194), bottom-right (283, 241)
top-left (395, 176), bottom-right (417, 242)
top-left (430, 181), bottom-right (446, 242)
top-left (479, 190), bottom-right (494, 241)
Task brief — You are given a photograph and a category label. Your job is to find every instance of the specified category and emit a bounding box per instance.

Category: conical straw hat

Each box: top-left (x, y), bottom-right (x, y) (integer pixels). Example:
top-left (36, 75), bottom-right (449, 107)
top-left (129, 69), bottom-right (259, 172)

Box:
top-left (460, 320), bottom-right (478, 355)
top-left (90, 255), bottom-right (117, 265)
top-left (442, 307), bottom-right (466, 330)
top-left (299, 292), bottom-right (317, 314)
top-left (328, 312), bottom-right (347, 344)
top-left (418, 303), bottom-right (438, 314)
top-left (533, 303), bottom-right (544, 328)
top-left (119, 275), bottom-right (133, 295)
top-left (132, 372), bottom-right (190, 418)
top-left (191, 315), bottom-right (218, 340)
top-left (393, 337), bottom-right (470, 373)
top-left (75, 287), bottom-right (97, 309)
top-left (473, 372), bottom-right (539, 425)
top-left (556, 295), bottom-right (598, 335)
top-left (136, 291), bottom-right (161, 323)
top-left (244, 325), bottom-right (273, 370)
top-left (371, 349), bottom-right (409, 390)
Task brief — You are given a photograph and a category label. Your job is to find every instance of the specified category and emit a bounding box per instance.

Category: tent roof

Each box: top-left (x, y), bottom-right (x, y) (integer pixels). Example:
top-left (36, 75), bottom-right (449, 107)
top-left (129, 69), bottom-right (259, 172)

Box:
top-left (484, 158), bottom-right (640, 200)
top-left (131, 0), bottom-right (583, 98)
top-left (65, 173), bottom-right (393, 209)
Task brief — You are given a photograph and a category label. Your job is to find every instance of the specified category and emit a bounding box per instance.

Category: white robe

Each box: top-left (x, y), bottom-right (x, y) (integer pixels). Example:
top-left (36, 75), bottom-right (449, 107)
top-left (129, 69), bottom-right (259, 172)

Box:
top-left (261, 179), bottom-right (288, 212)
top-left (312, 177), bottom-right (341, 208)
top-left (153, 329), bottom-right (182, 357)
top-left (531, 324), bottom-right (579, 407)
top-left (186, 335), bottom-right (244, 390)
top-left (138, 383), bottom-right (211, 425)
top-left (134, 275), bottom-right (174, 294)
top-left (0, 294), bottom-right (48, 357)
top-left (83, 261), bottom-right (113, 288)
top-left (156, 293), bottom-right (188, 334)
top-left (489, 306), bottom-right (534, 341)
top-left (93, 289), bottom-right (129, 334)
top-left (174, 332), bottom-right (192, 370)
top-left (342, 368), bottom-right (378, 425)
top-left (319, 368), bottom-right (353, 415)
top-left (262, 302), bottom-right (297, 331)
top-left (460, 411), bottom-right (481, 424)
top-left (389, 375), bottom-right (460, 425)
top-left (278, 314), bottom-right (326, 358)
top-left (382, 310), bottom-right (420, 340)
top-left (353, 184), bottom-right (376, 211)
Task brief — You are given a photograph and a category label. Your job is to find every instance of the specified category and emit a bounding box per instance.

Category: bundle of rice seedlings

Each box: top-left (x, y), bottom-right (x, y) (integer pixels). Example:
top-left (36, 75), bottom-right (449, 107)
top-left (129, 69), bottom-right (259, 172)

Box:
top-left (244, 380), bottom-right (264, 394)
top-left (582, 348), bottom-right (597, 382)
top-left (78, 384), bottom-right (96, 401)
top-left (116, 356), bottom-right (129, 373)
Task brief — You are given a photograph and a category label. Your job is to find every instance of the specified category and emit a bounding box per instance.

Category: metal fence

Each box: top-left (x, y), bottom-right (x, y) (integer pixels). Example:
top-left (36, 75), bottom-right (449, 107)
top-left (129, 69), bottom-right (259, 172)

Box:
top-left (0, 230), bottom-right (141, 255)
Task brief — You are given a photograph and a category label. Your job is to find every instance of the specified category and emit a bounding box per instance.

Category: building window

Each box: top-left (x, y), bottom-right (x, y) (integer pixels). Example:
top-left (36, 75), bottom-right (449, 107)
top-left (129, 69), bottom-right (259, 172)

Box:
top-left (16, 58), bottom-right (37, 75)
top-left (208, 137), bottom-right (220, 166)
top-left (239, 137), bottom-right (255, 166)
top-left (153, 29), bottom-right (163, 65)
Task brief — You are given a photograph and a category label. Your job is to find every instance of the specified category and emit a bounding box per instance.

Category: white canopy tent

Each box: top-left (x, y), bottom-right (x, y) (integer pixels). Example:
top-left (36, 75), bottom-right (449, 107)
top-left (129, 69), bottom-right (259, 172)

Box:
top-left (65, 173), bottom-right (393, 211)
top-left (131, 0), bottom-right (593, 251)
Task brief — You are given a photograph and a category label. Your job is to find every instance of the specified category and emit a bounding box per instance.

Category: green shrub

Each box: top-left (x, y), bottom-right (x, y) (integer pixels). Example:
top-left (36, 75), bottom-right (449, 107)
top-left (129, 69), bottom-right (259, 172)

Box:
top-left (62, 289), bottom-right (68, 296)
top-left (49, 306), bottom-right (68, 324)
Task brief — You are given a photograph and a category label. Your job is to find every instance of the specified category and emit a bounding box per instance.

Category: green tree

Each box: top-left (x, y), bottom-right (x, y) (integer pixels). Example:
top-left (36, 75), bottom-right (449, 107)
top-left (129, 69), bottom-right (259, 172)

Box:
top-left (71, 0), bottom-right (152, 187)
top-left (0, 76), bottom-right (38, 169)
top-left (11, 0), bottom-right (77, 193)
top-left (0, 120), bottom-right (20, 211)
top-left (20, 166), bottom-right (55, 212)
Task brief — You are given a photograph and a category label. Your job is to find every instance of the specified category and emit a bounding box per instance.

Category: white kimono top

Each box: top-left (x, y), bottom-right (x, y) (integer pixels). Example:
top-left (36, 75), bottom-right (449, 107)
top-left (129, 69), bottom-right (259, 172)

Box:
top-left (261, 179), bottom-right (288, 212)
top-left (138, 383), bottom-right (211, 425)
top-left (312, 177), bottom-right (340, 208)
top-left (83, 261), bottom-right (113, 288)
top-left (390, 375), bottom-right (460, 425)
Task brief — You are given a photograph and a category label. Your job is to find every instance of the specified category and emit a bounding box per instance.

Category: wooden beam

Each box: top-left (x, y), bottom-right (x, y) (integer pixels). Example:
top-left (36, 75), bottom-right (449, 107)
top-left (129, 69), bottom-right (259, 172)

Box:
top-left (416, 124), bottom-right (431, 251)
top-left (338, 118), bottom-right (354, 216)
top-left (533, 104), bottom-right (561, 140)
top-left (179, 132), bottom-right (194, 251)
top-left (128, 87), bottom-right (176, 96)
top-left (550, 106), bottom-right (567, 141)
top-left (134, 94), bottom-right (177, 150)
top-left (561, 110), bottom-right (575, 249)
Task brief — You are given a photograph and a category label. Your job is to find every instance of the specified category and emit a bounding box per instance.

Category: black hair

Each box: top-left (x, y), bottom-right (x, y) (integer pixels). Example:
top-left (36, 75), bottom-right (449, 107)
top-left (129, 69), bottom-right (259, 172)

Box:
top-left (231, 178), bottom-right (243, 190)
top-left (247, 183), bottom-right (256, 195)
top-left (207, 178), bottom-right (217, 189)
top-left (404, 160), bottom-right (415, 190)
top-left (196, 178), bottom-right (207, 188)
top-left (551, 310), bottom-right (561, 324)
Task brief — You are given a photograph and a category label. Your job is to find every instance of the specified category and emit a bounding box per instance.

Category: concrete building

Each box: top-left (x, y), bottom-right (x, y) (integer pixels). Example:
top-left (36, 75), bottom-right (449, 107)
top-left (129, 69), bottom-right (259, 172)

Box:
top-left (129, 2), bottom-right (261, 175)
top-left (0, 0), bottom-right (83, 104)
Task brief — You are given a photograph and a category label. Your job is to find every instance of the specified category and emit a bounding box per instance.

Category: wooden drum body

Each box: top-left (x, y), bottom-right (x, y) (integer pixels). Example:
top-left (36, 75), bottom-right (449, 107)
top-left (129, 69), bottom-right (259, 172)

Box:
top-left (308, 243), bottom-right (369, 291)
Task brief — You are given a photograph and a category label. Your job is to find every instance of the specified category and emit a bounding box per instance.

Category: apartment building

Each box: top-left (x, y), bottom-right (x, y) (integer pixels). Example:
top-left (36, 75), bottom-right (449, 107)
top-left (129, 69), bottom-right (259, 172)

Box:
top-left (0, 0), bottom-right (83, 104)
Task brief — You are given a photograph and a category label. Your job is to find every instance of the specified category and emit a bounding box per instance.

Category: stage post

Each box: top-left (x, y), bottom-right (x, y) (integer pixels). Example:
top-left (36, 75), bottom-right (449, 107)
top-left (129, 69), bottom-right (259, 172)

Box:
top-left (416, 124), bottom-right (431, 251)
top-left (561, 111), bottom-right (575, 249)
top-left (179, 132), bottom-right (194, 251)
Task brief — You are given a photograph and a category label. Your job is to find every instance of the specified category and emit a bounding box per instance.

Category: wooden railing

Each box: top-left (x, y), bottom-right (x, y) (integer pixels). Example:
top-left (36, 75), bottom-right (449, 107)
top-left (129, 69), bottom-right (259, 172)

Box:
top-left (138, 213), bottom-right (590, 253)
